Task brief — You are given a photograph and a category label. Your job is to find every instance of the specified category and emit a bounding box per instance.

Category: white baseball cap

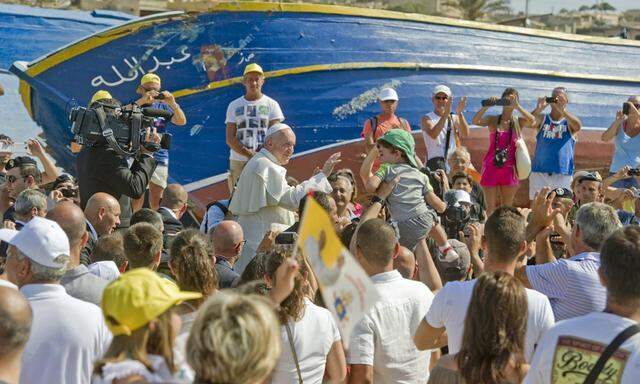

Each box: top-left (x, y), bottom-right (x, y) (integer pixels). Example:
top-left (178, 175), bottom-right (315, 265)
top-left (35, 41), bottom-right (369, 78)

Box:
top-left (452, 189), bottom-right (472, 205)
top-left (265, 123), bottom-right (293, 139)
top-left (379, 88), bottom-right (399, 101)
top-left (0, 216), bottom-right (70, 268)
top-left (433, 85), bottom-right (452, 97)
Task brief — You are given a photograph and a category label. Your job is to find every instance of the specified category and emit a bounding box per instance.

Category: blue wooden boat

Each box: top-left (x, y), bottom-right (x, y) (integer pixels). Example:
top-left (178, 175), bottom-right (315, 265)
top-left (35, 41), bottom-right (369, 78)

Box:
top-left (10, 2), bottom-right (639, 206)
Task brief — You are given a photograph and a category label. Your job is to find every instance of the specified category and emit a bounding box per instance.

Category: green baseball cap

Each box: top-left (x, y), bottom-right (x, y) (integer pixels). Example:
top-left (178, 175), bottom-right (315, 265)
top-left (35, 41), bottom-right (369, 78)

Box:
top-left (378, 129), bottom-right (418, 168)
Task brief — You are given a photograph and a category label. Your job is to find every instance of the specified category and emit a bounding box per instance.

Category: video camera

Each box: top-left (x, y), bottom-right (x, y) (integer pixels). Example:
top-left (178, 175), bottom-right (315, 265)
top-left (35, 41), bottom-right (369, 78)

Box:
top-left (441, 190), bottom-right (478, 240)
top-left (69, 98), bottom-right (172, 156)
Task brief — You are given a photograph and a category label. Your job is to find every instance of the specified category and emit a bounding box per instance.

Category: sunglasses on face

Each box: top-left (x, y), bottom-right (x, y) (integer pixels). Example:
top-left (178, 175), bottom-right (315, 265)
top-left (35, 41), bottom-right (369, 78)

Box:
top-left (435, 96), bottom-right (449, 100)
top-left (6, 175), bottom-right (16, 183)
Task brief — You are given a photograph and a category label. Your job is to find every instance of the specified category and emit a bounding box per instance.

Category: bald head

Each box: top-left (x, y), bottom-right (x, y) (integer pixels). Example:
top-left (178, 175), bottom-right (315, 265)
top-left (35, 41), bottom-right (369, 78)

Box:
top-left (394, 246), bottom-right (416, 279)
top-left (211, 220), bottom-right (244, 257)
top-left (0, 287), bottom-right (32, 357)
top-left (46, 202), bottom-right (87, 249)
top-left (84, 192), bottom-right (121, 236)
top-left (162, 184), bottom-right (188, 210)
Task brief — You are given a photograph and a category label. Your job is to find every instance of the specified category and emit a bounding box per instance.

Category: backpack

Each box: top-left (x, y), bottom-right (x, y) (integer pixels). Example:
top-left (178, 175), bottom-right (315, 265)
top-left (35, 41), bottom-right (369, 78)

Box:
top-left (368, 116), bottom-right (410, 139)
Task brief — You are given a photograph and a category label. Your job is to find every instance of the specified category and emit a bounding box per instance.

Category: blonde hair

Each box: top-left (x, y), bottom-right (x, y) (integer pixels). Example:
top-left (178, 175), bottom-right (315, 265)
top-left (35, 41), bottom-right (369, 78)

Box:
top-left (187, 292), bottom-right (281, 383)
top-left (94, 309), bottom-right (177, 375)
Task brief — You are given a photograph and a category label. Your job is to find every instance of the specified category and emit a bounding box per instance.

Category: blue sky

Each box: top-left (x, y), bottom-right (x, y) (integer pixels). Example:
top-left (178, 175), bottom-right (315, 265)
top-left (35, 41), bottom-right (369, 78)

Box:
top-left (511, 0), bottom-right (639, 14)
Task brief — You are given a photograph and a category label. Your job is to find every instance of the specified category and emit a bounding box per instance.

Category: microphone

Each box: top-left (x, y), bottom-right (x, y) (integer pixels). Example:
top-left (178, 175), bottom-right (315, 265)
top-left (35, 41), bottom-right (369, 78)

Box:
top-left (141, 107), bottom-right (173, 119)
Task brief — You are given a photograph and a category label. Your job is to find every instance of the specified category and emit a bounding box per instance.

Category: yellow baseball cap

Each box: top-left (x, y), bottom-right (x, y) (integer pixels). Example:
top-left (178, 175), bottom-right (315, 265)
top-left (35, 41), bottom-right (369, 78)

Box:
top-left (90, 90), bottom-right (112, 104)
top-left (101, 268), bottom-right (202, 336)
top-left (140, 73), bottom-right (161, 85)
top-left (243, 63), bottom-right (264, 76)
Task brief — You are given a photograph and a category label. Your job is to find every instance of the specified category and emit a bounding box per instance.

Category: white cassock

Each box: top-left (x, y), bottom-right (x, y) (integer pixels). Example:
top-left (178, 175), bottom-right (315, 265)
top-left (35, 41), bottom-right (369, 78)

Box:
top-left (229, 148), bottom-right (332, 273)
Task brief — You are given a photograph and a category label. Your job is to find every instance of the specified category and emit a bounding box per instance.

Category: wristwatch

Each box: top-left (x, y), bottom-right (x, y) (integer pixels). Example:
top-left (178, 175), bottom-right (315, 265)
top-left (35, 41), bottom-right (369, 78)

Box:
top-left (370, 195), bottom-right (386, 206)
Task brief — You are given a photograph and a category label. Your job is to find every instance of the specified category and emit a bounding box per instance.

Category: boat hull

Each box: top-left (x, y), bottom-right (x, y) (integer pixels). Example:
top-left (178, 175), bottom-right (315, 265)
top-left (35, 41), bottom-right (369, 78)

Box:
top-left (9, 2), bottom-right (635, 208)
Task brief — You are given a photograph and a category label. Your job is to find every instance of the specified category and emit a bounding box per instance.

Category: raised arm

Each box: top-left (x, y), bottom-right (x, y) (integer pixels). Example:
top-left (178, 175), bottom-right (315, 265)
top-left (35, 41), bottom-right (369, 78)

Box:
top-left (456, 97), bottom-right (470, 138)
top-left (514, 98), bottom-right (536, 128)
top-left (422, 98), bottom-right (452, 139)
top-left (472, 103), bottom-right (492, 127)
top-left (359, 147), bottom-right (382, 193)
top-left (531, 97), bottom-right (548, 130)
top-left (602, 110), bottom-right (624, 142)
top-left (26, 139), bottom-right (60, 186)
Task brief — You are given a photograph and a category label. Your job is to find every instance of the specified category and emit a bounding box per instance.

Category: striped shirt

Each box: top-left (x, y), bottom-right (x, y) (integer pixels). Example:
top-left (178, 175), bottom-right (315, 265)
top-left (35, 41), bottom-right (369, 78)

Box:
top-left (526, 252), bottom-right (606, 321)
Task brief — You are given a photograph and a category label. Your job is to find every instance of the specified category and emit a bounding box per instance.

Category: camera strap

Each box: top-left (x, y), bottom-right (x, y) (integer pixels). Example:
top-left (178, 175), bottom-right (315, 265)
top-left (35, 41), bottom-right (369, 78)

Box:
top-left (443, 114), bottom-right (452, 162)
top-left (583, 323), bottom-right (640, 384)
top-left (494, 114), bottom-right (513, 151)
top-left (94, 105), bottom-right (135, 157)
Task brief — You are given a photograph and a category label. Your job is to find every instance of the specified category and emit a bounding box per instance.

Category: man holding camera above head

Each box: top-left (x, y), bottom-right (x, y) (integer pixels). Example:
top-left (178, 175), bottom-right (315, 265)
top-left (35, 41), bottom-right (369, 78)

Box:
top-left (77, 90), bottom-right (160, 229)
top-left (421, 85), bottom-right (469, 172)
top-left (529, 87), bottom-right (582, 201)
top-left (602, 96), bottom-right (640, 188)
top-left (132, 73), bottom-right (186, 211)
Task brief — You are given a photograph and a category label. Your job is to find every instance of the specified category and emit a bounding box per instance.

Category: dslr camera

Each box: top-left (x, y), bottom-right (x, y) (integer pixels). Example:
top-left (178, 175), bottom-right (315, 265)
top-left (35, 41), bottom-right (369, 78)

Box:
top-left (493, 147), bottom-right (508, 168)
top-left (441, 190), bottom-right (477, 240)
top-left (69, 98), bottom-right (172, 156)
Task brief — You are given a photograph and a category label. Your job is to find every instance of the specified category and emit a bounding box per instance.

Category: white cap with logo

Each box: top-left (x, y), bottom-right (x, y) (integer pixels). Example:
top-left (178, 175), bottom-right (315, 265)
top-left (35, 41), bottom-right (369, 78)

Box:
top-left (379, 88), bottom-right (399, 101)
top-left (0, 216), bottom-right (70, 268)
top-left (433, 85), bottom-right (452, 97)
top-left (265, 123), bottom-right (293, 139)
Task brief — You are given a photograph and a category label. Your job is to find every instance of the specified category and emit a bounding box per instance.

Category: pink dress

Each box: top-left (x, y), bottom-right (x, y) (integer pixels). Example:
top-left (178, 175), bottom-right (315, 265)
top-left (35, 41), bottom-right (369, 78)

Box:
top-left (480, 128), bottom-right (519, 187)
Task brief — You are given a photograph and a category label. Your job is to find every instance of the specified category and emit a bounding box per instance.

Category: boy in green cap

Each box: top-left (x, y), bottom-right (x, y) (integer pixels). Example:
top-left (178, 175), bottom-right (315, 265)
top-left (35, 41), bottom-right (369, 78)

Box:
top-left (360, 129), bottom-right (458, 291)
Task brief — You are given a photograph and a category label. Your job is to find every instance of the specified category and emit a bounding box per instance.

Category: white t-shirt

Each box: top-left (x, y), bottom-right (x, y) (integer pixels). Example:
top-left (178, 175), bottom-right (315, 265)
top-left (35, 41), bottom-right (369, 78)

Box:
top-left (92, 355), bottom-right (189, 384)
top-left (20, 284), bottom-right (112, 384)
top-left (422, 111), bottom-right (460, 162)
top-left (348, 270), bottom-right (434, 384)
top-left (271, 298), bottom-right (341, 384)
top-left (225, 95), bottom-right (284, 161)
top-left (524, 312), bottom-right (640, 384)
top-left (0, 277), bottom-right (17, 289)
top-left (425, 278), bottom-right (554, 362)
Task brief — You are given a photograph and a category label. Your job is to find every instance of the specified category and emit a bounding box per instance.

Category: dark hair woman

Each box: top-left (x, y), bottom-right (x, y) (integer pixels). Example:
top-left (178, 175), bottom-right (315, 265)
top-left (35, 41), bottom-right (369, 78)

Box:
top-left (428, 271), bottom-right (529, 384)
top-left (472, 88), bottom-right (535, 214)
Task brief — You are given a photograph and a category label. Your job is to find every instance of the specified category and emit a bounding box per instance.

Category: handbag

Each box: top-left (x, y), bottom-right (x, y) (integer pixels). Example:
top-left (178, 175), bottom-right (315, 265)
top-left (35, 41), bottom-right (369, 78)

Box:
top-left (285, 322), bottom-right (304, 384)
top-left (583, 323), bottom-right (640, 384)
top-left (513, 118), bottom-right (531, 180)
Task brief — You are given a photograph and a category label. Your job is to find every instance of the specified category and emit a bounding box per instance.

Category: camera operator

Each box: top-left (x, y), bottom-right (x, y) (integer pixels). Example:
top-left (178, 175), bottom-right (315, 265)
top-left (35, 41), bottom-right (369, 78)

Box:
top-left (441, 189), bottom-right (480, 241)
top-left (48, 173), bottom-right (80, 206)
top-left (132, 73), bottom-right (186, 211)
top-left (76, 92), bottom-right (160, 228)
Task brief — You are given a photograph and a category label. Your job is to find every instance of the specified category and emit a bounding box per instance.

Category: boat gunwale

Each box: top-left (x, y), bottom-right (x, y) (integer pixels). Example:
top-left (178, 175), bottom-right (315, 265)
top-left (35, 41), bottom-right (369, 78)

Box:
top-left (16, 1), bottom-right (640, 80)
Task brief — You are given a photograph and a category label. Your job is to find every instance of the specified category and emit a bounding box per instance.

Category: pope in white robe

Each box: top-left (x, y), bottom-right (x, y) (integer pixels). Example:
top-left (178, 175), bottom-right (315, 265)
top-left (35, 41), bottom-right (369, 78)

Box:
top-left (229, 123), bottom-right (340, 273)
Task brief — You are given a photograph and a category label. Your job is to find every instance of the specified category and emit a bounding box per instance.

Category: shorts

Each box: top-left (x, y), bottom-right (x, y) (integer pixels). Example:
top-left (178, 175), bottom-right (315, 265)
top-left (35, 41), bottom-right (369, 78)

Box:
top-left (528, 172), bottom-right (572, 200)
top-left (150, 164), bottom-right (168, 189)
top-left (394, 210), bottom-right (437, 251)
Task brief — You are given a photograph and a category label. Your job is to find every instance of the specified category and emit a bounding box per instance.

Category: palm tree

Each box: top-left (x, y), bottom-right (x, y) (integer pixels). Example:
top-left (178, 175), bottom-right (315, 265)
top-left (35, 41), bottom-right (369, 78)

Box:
top-left (443, 0), bottom-right (512, 21)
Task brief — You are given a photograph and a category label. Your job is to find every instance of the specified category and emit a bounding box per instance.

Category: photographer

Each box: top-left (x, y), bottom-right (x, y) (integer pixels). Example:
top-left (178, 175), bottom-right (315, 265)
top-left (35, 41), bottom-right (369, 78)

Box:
top-left (529, 87), bottom-right (581, 202)
top-left (48, 173), bottom-right (79, 206)
top-left (132, 73), bottom-right (186, 210)
top-left (76, 92), bottom-right (160, 228)
top-left (601, 95), bottom-right (640, 188)
top-left (441, 189), bottom-right (481, 241)
top-left (472, 87), bottom-right (535, 213)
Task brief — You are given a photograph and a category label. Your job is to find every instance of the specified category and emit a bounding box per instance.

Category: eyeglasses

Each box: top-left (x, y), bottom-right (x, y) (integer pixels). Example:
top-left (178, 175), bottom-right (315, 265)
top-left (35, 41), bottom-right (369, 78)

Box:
top-left (435, 96), bottom-right (449, 100)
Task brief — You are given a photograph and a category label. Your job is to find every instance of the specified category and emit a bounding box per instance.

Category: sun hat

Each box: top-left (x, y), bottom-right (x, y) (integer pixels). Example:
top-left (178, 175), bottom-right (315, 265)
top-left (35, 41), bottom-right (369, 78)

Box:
top-left (433, 85), bottom-right (452, 97)
top-left (379, 88), bottom-right (399, 101)
top-left (378, 129), bottom-right (418, 168)
top-left (243, 63), bottom-right (264, 76)
top-left (90, 90), bottom-right (113, 104)
top-left (0, 217), bottom-right (69, 268)
top-left (101, 268), bottom-right (202, 336)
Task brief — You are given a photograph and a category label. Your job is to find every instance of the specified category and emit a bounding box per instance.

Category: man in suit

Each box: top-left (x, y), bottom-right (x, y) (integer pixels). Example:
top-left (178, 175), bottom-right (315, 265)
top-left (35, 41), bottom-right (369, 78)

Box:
top-left (158, 183), bottom-right (187, 236)
top-left (82, 193), bottom-right (121, 265)
top-left (210, 220), bottom-right (244, 288)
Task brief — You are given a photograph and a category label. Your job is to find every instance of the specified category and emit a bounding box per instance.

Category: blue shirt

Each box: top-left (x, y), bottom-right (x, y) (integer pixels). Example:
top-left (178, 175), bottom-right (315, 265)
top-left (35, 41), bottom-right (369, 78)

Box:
top-left (610, 120), bottom-right (640, 172)
top-left (531, 114), bottom-right (575, 175)
top-left (148, 101), bottom-right (174, 166)
top-left (618, 209), bottom-right (640, 226)
top-left (526, 252), bottom-right (605, 321)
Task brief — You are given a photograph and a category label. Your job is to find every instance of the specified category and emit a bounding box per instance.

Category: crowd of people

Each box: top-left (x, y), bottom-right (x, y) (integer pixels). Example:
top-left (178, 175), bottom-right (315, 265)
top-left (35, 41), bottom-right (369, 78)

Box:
top-left (1, 61), bottom-right (640, 384)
